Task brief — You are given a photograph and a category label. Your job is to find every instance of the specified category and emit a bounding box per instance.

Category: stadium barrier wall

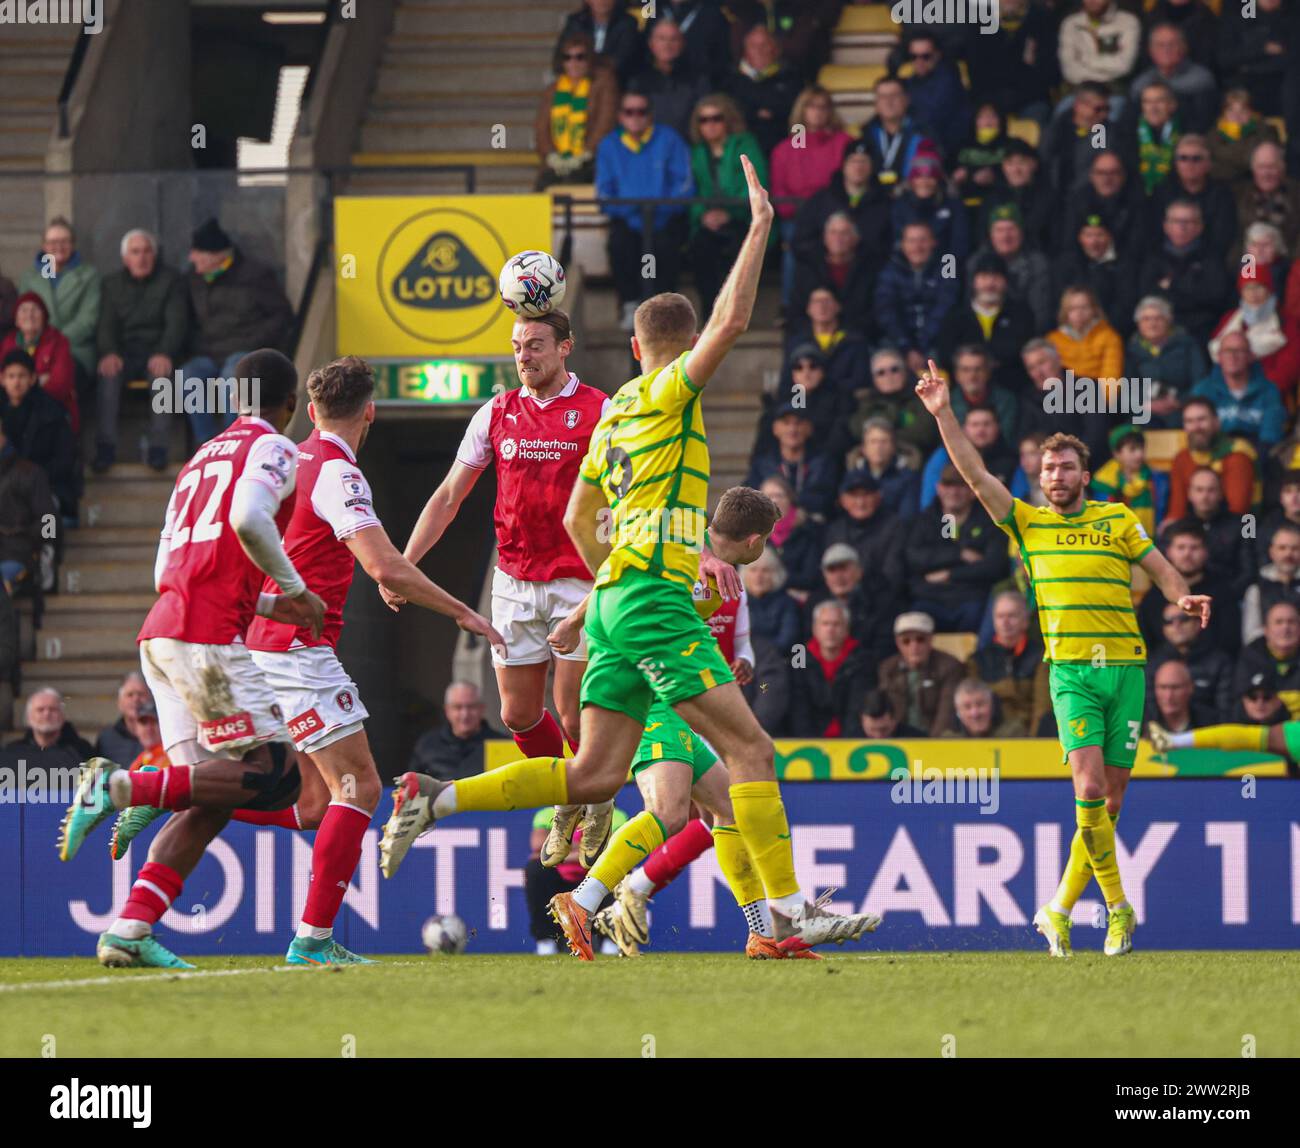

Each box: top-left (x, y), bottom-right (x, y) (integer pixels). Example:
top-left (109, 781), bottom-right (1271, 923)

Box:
top-left (3, 779), bottom-right (1296, 955)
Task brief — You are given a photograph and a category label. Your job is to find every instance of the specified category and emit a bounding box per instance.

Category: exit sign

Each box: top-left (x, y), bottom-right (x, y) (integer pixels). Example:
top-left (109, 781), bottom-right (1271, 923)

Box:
top-left (375, 361), bottom-right (515, 404)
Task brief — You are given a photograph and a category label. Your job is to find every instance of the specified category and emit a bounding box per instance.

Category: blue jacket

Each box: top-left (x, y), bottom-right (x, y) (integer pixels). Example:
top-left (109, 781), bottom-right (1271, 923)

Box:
top-left (891, 189), bottom-right (969, 262)
top-left (595, 125), bottom-right (694, 229)
top-left (1190, 364), bottom-right (1286, 447)
top-left (873, 252), bottom-right (960, 357)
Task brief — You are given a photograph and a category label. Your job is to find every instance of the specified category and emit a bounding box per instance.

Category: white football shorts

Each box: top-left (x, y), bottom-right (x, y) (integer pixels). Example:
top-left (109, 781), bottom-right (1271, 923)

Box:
top-left (490, 568), bottom-right (591, 666)
top-left (249, 645), bottom-right (369, 753)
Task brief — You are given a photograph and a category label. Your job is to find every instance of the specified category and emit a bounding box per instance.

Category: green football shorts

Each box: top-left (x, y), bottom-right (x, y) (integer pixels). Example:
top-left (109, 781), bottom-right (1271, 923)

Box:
top-left (1049, 662), bottom-right (1147, 769)
top-left (630, 700), bottom-right (718, 783)
top-left (581, 567), bottom-right (734, 726)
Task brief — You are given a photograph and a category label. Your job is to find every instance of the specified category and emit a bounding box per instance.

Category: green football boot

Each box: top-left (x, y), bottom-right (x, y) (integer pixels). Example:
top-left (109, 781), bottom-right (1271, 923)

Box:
top-left (285, 935), bottom-right (376, 966)
top-left (1104, 904), bottom-right (1136, 956)
top-left (110, 765), bottom-right (165, 860)
top-left (97, 932), bottom-right (194, 969)
top-left (58, 757), bottom-right (124, 861)
top-left (1033, 904), bottom-right (1073, 958)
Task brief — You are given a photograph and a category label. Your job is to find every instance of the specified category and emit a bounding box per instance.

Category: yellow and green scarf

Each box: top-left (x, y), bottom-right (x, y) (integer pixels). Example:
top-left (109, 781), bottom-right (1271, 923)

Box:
top-left (551, 74), bottom-right (591, 158)
top-left (1138, 116), bottom-right (1179, 195)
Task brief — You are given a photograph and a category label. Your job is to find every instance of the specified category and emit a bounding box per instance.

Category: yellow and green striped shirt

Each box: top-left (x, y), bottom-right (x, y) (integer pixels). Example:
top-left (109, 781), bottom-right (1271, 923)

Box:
top-left (578, 351), bottom-right (709, 589)
top-left (997, 499), bottom-right (1154, 665)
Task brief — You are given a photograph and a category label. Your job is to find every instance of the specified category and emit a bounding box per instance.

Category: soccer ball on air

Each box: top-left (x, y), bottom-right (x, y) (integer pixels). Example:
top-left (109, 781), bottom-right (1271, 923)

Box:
top-left (499, 250), bottom-right (566, 316)
top-left (422, 914), bottom-right (469, 955)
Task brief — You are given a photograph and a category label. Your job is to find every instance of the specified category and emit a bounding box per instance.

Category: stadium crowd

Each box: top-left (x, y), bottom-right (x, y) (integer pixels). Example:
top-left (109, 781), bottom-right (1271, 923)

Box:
top-left (6, 1), bottom-right (1300, 764)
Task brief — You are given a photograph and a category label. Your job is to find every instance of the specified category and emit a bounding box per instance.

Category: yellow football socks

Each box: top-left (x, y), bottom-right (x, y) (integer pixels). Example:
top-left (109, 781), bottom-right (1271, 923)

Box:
top-left (729, 781), bottom-right (801, 901)
top-left (587, 811), bottom-right (666, 892)
top-left (712, 823), bottom-right (765, 906)
top-left (1193, 724), bottom-right (1270, 751)
top-left (1053, 811), bottom-right (1119, 910)
top-left (1076, 798), bottom-right (1126, 907)
top-left (453, 756), bottom-right (568, 812)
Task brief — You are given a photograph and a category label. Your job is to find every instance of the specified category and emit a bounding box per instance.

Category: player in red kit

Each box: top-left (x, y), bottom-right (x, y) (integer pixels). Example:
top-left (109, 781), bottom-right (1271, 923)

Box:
top-left (379, 311), bottom-right (618, 872)
top-left (58, 350), bottom-right (327, 969)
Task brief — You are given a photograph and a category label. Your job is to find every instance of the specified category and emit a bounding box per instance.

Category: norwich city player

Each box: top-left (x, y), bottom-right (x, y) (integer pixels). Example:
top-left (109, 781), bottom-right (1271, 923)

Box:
top-left (915, 362), bottom-right (1211, 957)
top-left (381, 155), bottom-right (880, 955)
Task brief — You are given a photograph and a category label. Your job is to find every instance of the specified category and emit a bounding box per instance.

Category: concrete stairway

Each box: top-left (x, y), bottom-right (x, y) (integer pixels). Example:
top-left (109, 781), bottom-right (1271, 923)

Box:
top-left (0, 22), bottom-right (80, 282)
top-left (14, 464), bottom-right (175, 738)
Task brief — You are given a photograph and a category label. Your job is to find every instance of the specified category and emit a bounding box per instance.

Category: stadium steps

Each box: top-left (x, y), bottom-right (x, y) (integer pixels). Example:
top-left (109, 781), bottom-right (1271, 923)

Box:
top-left (822, 3), bottom-right (899, 131)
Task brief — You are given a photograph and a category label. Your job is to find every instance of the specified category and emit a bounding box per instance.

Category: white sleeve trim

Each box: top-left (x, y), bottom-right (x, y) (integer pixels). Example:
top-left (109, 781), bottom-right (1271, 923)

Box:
top-left (311, 457), bottom-right (384, 540)
top-left (241, 432), bottom-right (299, 504)
top-left (455, 402), bottom-right (495, 470)
top-left (733, 590), bottom-right (754, 666)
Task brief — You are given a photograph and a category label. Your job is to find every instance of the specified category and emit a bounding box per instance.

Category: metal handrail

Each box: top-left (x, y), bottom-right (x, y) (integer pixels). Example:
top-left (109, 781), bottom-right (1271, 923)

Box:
top-left (56, 31), bottom-right (92, 139)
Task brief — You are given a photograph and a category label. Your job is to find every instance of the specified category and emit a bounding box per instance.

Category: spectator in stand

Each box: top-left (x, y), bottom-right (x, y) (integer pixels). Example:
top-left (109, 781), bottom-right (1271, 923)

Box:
top-left (1244, 223), bottom-right (1295, 326)
top-left (0, 263), bottom-right (15, 342)
top-left (1228, 667), bottom-right (1293, 732)
top-left (1140, 519), bottom-right (1240, 652)
top-left (1125, 295), bottom-right (1208, 426)
top-left (94, 228), bottom-right (188, 473)
top-left (857, 688), bottom-right (926, 739)
top-left (1127, 80), bottom-right (1181, 196)
top-left (950, 102), bottom-right (1010, 223)
top-left (557, 0), bottom-right (643, 87)
top-left (1234, 600), bottom-right (1300, 718)
top-left (1148, 658), bottom-right (1216, 731)
top-left (978, 139), bottom-right (1053, 255)
top-left (744, 631), bottom-right (791, 736)
top-left (822, 470), bottom-right (904, 604)
top-left (968, 589), bottom-right (1047, 735)
top-left (1207, 88), bottom-right (1281, 186)
top-left (1235, 140), bottom-right (1300, 256)
top-left (1147, 0), bottom-right (1218, 70)
top-left (0, 293), bottom-right (77, 435)
top-left (783, 286), bottom-right (870, 397)
top-left (874, 221), bottom-right (960, 378)
top-left (183, 219), bottom-right (293, 445)
top-left (759, 474), bottom-right (823, 592)
top-left (891, 153), bottom-right (969, 263)
top-left (1243, 522), bottom-right (1300, 647)
top-left (0, 417), bottom-right (55, 595)
top-left (1209, 264), bottom-right (1300, 402)
top-left (1062, 152), bottom-right (1148, 261)
top-left (848, 347), bottom-right (938, 467)
top-left (1041, 82), bottom-right (1122, 197)
top-left (1139, 198), bottom-right (1231, 343)
top-left (907, 463), bottom-right (1009, 631)
top-left (727, 0), bottom-right (843, 81)
top-left (6, 687), bottom-right (93, 767)
top-left (743, 545), bottom-right (801, 656)
top-left (1166, 396), bottom-right (1257, 520)
top-left (687, 93), bottom-right (767, 320)
top-left (17, 217), bottom-right (100, 385)
top-left (1018, 337), bottom-right (1112, 463)
top-left (791, 213), bottom-right (876, 334)
top-left (646, 1), bottom-right (735, 88)
top-left (1148, 599), bottom-right (1235, 719)
top-left (791, 140), bottom-right (893, 273)
top-left (944, 678), bottom-right (1026, 738)
top-left (535, 32), bottom-right (618, 190)
top-left (805, 541), bottom-right (896, 663)
top-left (947, 344), bottom-right (1019, 445)
top-left (860, 75), bottom-right (934, 192)
top-left (771, 86), bottom-right (852, 307)
top-left (845, 418), bottom-right (921, 521)
top-left (982, 205), bottom-right (1053, 330)
top-left (921, 405), bottom-right (1018, 509)
top-left (939, 253), bottom-right (1035, 393)
top-left (0, 349), bottom-right (77, 522)
top-left (1218, 0), bottom-right (1292, 118)
top-left (596, 93), bottom-right (693, 332)
top-left (1090, 424), bottom-right (1167, 536)
top-left (900, 31), bottom-right (969, 159)
top-left (879, 611), bottom-right (965, 736)
top-left (1010, 430), bottom-right (1048, 507)
top-left (754, 344), bottom-right (851, 462)
top-left (1130, 21), bottom-right (1218, 133)
top-left (1047, 285), bottom-right (1124, 385)
top-left (629, 20), bottom-right (710, 142)
top-left (1053, 215), bottom-right (1139, 338)
top-left (1174, 465), bottom-right (1258, 600)
top-left (746, 402), bottom-right (838, 519)
top-left (1058, 0), bottom-right (1142, 104)
top-left (408, 681), bottom-right (492, 782)
top-left (966, 0), bottom-right (1059, 125)
top-left (1191, 328), bottom-right (1286, 448)
top-left (789, 599), bottom-right (871, 738)
top-left (1149, 133), bottom-right (1238, 261)
top-left (94, 671), bottom-right (154, 765)
top-left (1257, 469), bottom-right (1300, 563)
top-left (726, 23), bottom-right (802, 158)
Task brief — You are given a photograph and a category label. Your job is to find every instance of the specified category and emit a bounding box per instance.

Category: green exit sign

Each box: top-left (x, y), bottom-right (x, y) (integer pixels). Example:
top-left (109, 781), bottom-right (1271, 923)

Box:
top-left (375, 361), bottom-right (516, 404)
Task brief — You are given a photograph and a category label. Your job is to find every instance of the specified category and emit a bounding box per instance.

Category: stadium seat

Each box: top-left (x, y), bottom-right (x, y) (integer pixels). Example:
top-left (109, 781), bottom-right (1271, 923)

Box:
top-left (836, 5), bottom-right (902, 35)
top-left (931, 632), bottom-right (978, 662)
top-left (818, 63), bottom-right (888, 94)
top-left (1007, 117), bottom-right (1040, 149)
top-left (1142, 429), bottom-right (1187, 473)
top-left (1145, 0), bottom-right (1220, 12)
top-left (1267, 117), bottom-right (1288, 143)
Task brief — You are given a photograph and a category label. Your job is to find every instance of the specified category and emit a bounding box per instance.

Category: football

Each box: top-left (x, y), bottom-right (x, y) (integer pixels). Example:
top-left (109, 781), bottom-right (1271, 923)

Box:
top-left (421, 914), bottom-right (469, 955)
top-left (498, 249), bottom-right (566, 316)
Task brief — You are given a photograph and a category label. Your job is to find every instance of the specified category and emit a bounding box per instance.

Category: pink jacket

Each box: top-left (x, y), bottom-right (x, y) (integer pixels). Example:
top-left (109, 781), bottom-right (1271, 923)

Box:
top-left (771, 130), bottom-right (853, 220)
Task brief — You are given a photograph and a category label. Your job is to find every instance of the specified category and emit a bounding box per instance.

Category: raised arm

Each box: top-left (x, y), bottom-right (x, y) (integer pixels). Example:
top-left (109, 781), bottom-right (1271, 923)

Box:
top-left (914, 359), bottom-right (1013, 523)
top-left (683, 153), bottom-right (774, 390)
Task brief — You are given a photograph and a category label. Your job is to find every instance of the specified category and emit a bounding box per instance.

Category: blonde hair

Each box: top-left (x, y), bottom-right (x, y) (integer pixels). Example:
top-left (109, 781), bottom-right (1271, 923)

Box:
top-left (788, 85), bottom-right (843, 134)
top-left (690, 93), bottom-right (748, 144)
top-left (634, 293), bottom-right (697, 356)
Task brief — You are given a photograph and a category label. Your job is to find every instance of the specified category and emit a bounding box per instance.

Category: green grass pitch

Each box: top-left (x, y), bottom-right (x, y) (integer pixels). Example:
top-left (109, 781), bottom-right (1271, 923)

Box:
top-left (1, 952), bottom-right (1296, 1058)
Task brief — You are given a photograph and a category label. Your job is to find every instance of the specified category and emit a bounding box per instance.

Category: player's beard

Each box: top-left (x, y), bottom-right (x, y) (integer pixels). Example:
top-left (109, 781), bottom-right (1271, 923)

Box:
top-left (518, 358), bottom-right (566, 397)
top-left (1045, 476), bottom-right (1085, 512)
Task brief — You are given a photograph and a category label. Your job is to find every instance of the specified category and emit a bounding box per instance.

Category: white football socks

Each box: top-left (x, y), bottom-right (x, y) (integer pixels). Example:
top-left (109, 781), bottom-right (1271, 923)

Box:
top-left (626, 867), bottom-right (655, 896)
top-left (572, 876), bottom-right (609, 914)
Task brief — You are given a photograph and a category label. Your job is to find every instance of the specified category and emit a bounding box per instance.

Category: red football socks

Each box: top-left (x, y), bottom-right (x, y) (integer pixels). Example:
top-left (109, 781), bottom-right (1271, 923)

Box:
top-left (643, 818), bottom-right (715, 893)
top-left (300, 803), bottom-right (371, 930)
top-left (511, 710), bottom-right (566, 759)
top-left (119, 861), bottom-right (184, 927)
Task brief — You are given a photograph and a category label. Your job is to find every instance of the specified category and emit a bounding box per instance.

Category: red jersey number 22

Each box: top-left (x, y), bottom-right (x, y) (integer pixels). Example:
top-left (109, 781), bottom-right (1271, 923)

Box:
top-left (169, 460), bottom-right (234, 550)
